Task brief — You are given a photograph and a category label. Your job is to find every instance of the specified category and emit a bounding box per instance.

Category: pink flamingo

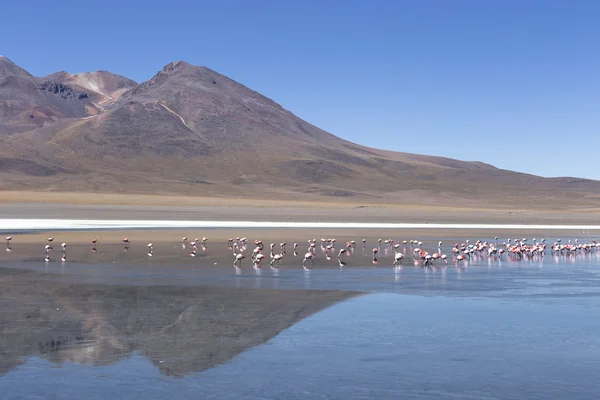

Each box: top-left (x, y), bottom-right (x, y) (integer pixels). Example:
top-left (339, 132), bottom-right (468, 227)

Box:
top-left (393, 252), bottom-right (404, 267)
top-left (254, 253), bottom-right (266, 268)
top-left (270, 253), bottom-right (283, 267)
top-left (303, 252), bottom-right (315, 267)
top-left (233, 253), bottom-right (245, 268)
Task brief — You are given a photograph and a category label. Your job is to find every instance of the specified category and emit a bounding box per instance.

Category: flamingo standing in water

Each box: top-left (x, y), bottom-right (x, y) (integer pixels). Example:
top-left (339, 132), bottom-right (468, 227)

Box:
top-left (251, 246), bottom-right (262, 261)
top-left (423, 254), bottom-right (433, 267)
top-left (5, 236), bottom-right (12, 246)
top-left (337, 248), bottom-right (347, 266)
top-left (393, 252), bottom-right (404, 267)
top-left (303, 252), bottom-right (315, 267)
top-left (270, 253), bottom-right (284, 267)
top-left (372, 248), bottom-right (378, 264)
top-left (233, 253), bottom-right (245, 268)
top-left (254, 253), bottom-right (266, 268)
top-left (147, 243), bottom-right (154, 257)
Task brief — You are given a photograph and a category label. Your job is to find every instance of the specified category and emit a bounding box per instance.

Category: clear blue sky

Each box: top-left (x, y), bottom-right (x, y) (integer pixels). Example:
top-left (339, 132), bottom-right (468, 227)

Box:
top-left (3, 0), bottom-right (599, 178)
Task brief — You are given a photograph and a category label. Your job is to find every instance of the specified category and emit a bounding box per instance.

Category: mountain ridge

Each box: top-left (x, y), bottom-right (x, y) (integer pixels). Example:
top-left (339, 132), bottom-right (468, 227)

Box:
top-left (0, 56), bottom-right (598, 207)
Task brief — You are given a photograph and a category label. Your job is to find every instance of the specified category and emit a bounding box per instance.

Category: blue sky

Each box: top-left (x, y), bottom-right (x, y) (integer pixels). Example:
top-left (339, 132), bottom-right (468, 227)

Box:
top-left (3, 0), bottom-right (599, 178)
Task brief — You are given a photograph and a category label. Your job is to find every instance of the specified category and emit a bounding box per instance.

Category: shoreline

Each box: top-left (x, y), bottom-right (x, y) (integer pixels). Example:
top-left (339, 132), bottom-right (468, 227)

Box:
top-left (2, 218), bottom-right (600, 232)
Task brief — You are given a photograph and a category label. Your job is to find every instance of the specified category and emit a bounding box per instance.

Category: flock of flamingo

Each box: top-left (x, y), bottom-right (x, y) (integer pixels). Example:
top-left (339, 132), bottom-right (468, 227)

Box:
top-left (4, 235), bottom-right (600, 270)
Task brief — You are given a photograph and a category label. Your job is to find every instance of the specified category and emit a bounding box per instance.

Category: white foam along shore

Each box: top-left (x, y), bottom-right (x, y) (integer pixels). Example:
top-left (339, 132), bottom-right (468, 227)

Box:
top-left (0, 219), bottom-right (599, 232)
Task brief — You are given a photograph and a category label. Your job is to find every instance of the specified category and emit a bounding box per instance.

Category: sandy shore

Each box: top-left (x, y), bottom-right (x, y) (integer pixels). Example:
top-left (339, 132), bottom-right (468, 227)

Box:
top-left (2, 195), bottom-right (600, 225)
top-left (3, 227), bottom-right (597, 245)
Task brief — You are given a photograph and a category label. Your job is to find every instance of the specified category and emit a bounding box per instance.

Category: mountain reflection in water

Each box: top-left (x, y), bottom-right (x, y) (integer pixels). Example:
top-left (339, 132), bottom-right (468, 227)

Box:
top-left (0, 268), bottom-right (357, 377)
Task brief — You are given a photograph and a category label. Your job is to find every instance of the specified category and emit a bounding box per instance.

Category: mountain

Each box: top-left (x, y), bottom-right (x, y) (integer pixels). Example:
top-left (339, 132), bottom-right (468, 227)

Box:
top-left (45, 70), bottom-right (136, 107)
top-left (1, 57), bottom-right (599, 207)
top-left (0, 56), bottom-right (134, 135)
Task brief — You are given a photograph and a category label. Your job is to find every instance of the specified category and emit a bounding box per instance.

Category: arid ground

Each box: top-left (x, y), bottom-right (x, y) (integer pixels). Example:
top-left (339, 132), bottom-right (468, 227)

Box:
top-left (2, 191), bottom-right (600, 225)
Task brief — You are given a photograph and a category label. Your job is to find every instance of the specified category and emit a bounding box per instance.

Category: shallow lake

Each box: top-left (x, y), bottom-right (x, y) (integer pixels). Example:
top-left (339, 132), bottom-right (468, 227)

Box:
top-left (1, 245), bottom-right (600, 399)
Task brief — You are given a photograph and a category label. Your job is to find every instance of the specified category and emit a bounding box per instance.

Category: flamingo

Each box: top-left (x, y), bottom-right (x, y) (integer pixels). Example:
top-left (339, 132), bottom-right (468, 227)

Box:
top-left (303, 252), bottom-right (315, 267)
top-left (254, 253), bottom-right (266, 268)
top-left (47, 237), bottom-right (54, 243)
top-left (393, 252), bottom-right (404, 267)
top-left (270, 253), bottom-right (283, 267)
top-left (5, 236), bottom-right (12, 246)
top-left (61, 243), bottom-right (67, 253)
top-left (251, 246), bottom-right (262, 261)
top-left (147, 243), bottom-right (154, 257)
top-left (337, 248), bottom-right (347, 266)
top-left (372, 248), bottom-right (378, 264)
top-left (424, 254), bottom-right (433, 267)
top-left (233, 253), bottom-right (245, 268)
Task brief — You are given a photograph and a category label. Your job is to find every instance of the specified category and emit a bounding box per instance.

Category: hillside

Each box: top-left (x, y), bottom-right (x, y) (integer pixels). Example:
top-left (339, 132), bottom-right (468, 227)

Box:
top-left (1, 57), bottom-right (599, 208)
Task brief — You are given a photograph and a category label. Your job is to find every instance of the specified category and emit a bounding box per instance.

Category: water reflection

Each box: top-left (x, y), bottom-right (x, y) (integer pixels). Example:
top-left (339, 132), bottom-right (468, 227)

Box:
top-left (0, 271), bottom-right (355, 378)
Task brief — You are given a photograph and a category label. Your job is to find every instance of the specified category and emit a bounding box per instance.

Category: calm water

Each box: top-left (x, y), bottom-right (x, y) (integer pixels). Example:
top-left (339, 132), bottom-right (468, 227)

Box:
top-left (2, 250), bottom-right (600, 399)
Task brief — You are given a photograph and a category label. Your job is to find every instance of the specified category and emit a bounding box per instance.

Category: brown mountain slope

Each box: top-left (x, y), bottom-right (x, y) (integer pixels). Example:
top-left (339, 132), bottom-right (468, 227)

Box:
top-left (0, 56), bottom-right (95, 133)
top-left (45, 70), bottom-right (137, 107)
top-left (1, 58), bottom-right (599, 207)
